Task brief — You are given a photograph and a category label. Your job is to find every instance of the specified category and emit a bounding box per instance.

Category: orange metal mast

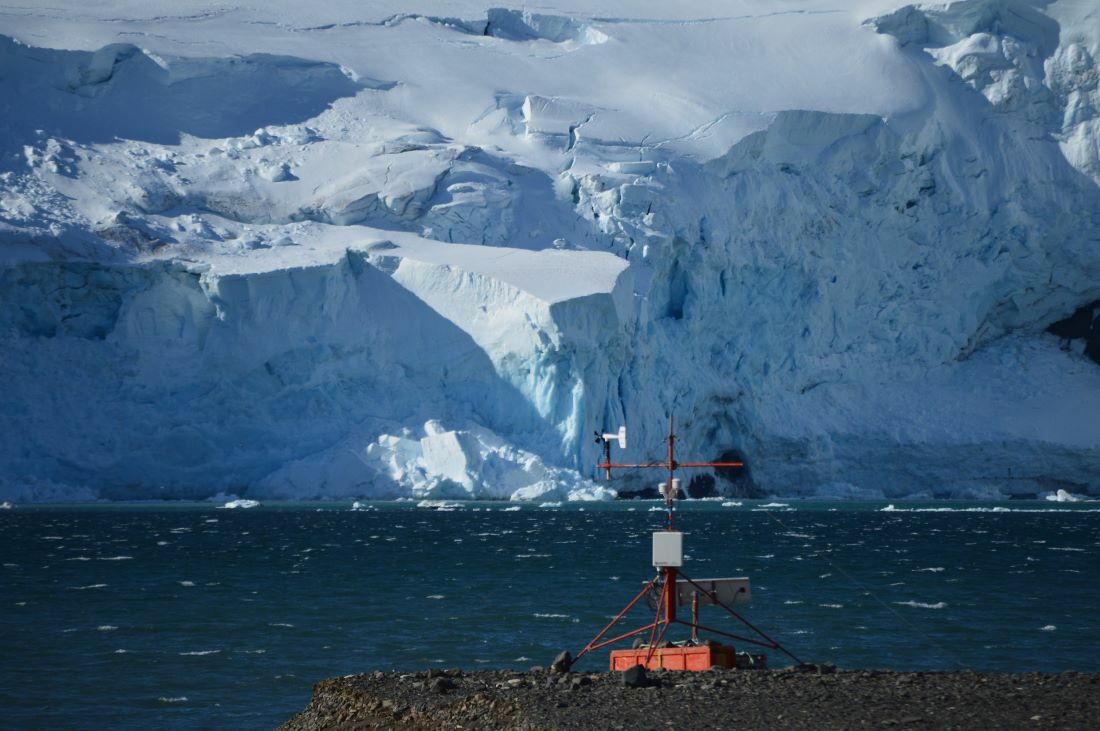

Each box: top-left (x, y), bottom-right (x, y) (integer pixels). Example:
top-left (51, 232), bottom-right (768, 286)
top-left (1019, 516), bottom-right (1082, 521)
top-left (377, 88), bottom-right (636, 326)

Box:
top-left (576, 417), bottom-right (803, 671)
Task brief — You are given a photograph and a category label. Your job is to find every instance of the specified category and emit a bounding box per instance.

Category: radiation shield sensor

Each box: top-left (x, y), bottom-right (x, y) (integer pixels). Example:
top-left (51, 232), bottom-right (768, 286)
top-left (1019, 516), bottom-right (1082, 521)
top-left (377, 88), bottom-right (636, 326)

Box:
top-left (652, 531), bottom-right (682, 567)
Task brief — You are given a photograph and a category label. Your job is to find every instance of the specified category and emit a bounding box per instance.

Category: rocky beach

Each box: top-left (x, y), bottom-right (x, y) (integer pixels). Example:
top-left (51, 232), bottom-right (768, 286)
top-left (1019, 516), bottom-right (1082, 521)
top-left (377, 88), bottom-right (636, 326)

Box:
top-left (281, 666), bottom-right (1100, 729)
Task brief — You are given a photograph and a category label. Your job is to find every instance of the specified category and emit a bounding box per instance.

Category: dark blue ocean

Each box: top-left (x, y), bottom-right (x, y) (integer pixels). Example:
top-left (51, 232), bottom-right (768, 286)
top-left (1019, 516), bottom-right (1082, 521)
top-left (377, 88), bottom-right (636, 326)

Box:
top-left (2, 500), bottom-right (1098, 729)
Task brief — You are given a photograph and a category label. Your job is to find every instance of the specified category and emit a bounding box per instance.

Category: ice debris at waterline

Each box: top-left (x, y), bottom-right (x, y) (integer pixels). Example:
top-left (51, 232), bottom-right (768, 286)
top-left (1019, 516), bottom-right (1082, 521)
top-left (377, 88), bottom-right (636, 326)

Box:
top-left (220, 499), bottom-right (262, 510)
top-left (1, 1), bottom-right (1100, 503)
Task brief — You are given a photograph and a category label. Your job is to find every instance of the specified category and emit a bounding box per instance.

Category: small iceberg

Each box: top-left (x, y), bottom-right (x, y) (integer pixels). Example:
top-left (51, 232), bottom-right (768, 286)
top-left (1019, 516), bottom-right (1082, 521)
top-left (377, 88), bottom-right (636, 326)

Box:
top-left (416, 500), bottom-right (463, 510)
top-left (1044, 489), bottom-right (1089, 503)
top-left (0, 501), bottom-right (14, 510)
top-left (222, 499), bottom-right (261, 509)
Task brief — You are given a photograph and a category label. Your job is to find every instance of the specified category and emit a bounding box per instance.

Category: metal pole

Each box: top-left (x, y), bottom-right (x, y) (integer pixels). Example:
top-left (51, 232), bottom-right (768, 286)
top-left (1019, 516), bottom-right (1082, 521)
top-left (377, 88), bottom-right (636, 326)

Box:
top-left (666, 415), bottom-right (675, 531)
top-left (691, 591), bottom-right (699, 644)
top-left (664, 566), bottom-right (677, 623)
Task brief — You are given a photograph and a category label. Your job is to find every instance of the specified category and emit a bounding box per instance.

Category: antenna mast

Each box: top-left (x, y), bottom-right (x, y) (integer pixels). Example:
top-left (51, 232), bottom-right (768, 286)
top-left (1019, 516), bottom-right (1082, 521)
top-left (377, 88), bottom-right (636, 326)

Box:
top-left (578, 416), bottom-right (803, 673)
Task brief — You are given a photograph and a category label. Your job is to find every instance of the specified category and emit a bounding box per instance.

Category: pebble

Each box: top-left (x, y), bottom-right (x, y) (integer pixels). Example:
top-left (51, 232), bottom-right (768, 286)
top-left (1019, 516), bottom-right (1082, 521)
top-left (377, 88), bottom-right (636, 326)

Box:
top-left (280, 668), bottom-right (1100, 730)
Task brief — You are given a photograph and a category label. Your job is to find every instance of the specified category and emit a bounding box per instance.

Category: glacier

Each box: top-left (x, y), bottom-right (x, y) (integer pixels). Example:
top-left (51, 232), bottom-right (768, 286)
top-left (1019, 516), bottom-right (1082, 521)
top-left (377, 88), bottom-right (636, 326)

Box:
top-left (1, 0), bottom-right (1098, 502)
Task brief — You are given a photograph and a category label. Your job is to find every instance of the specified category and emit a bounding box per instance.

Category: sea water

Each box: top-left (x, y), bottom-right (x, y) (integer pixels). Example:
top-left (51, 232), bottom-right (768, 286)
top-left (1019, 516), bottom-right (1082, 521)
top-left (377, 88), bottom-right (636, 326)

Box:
top-left (2, 500), bottom-right (1098, 729)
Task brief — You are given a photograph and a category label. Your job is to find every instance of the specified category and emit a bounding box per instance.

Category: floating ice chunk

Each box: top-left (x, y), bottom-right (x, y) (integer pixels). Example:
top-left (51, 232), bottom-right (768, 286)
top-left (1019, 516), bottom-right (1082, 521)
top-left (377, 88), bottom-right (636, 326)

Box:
top-left (416, 500), bottom-right (463, 510)
top-left (221, 499), bottom-right (261, 509)
top-left (1044, 489), bottom-right (1088, 502)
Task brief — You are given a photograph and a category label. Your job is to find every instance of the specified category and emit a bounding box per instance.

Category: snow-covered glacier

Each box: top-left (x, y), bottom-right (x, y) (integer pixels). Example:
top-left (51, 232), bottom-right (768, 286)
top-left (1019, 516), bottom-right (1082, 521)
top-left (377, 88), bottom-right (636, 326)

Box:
top-left (1, 0), bottom-right (1098, 502)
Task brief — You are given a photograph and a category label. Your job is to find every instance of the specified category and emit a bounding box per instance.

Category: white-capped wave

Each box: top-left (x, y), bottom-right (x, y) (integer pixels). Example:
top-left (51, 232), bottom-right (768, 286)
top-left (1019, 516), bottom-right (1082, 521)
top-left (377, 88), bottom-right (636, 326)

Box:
top-left (69, 583), bottom-right (107, 590)
top-left (895, 601), bottom-right (947, 609)
top-left (1040, 625), bottom-right (1057, 631)
top-left (158, 697), bottom-right (189, 703)
top-left (882, 505), bottom-right (1100, 513)
top-left (178, 650), bottom-right (220, 656)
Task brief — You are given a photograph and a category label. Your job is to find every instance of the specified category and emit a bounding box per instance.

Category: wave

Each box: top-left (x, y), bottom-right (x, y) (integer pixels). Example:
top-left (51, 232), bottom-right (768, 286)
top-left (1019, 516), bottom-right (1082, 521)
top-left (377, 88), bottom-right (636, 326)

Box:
top-left (881, 505), bottom-right (1100, 513)
top-left (895, 600), bottom-right (947, 609)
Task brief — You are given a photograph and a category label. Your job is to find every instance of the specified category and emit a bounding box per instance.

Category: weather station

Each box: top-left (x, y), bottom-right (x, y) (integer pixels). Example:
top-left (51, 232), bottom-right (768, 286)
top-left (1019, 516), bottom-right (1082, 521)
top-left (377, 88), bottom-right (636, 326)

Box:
top-left (573, 418), bottom-right (803, 672)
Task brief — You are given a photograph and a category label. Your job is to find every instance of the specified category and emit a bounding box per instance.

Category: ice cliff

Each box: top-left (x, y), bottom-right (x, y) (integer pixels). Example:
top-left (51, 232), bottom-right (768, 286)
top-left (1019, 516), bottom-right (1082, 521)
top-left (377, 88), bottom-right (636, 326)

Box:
top-left (1, 0), bottom-right (1098, 502)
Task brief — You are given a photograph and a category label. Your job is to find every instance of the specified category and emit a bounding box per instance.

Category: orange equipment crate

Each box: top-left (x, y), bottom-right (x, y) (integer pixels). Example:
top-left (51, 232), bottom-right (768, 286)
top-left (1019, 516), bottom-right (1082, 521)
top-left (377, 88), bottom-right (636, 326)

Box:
top-left (610, 643), bottom-right (736, 672)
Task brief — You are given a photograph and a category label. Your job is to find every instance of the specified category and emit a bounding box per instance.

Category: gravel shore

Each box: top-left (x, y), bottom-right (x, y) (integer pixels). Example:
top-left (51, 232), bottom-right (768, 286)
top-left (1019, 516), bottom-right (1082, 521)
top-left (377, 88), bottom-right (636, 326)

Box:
top-left (280, 666), bottom-right (1100, 730)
